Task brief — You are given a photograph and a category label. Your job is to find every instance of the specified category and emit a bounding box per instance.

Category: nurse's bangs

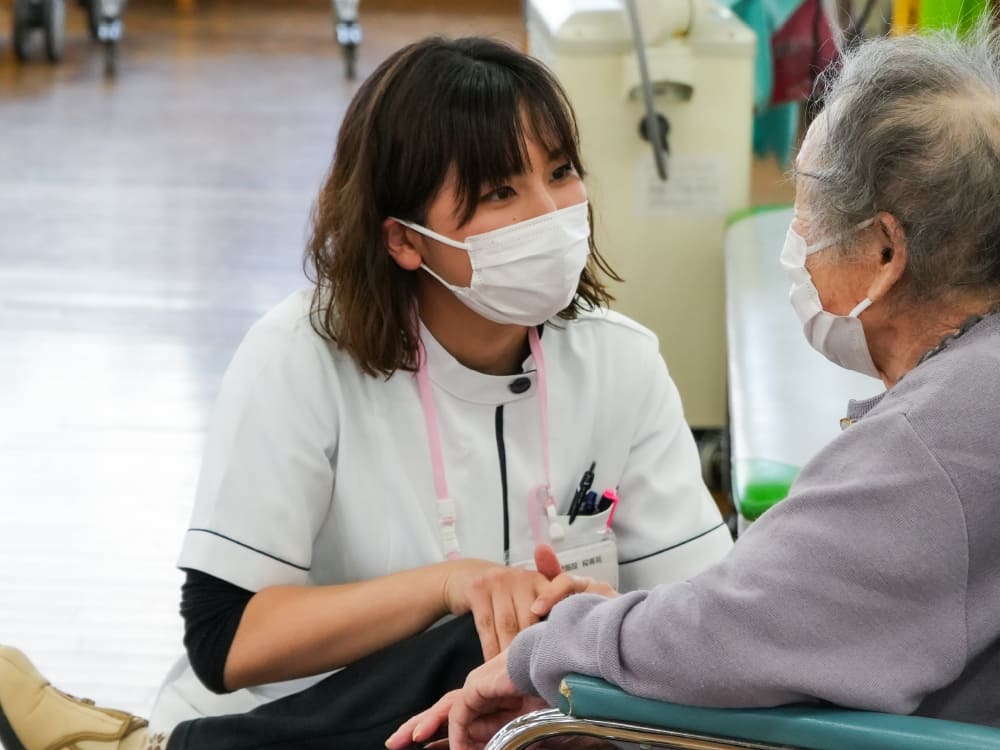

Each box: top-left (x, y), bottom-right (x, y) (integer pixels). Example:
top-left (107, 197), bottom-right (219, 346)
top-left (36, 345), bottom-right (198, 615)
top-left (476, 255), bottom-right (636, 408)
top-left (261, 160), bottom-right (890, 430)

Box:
top-left (435, 57), bottom-right (585, 226)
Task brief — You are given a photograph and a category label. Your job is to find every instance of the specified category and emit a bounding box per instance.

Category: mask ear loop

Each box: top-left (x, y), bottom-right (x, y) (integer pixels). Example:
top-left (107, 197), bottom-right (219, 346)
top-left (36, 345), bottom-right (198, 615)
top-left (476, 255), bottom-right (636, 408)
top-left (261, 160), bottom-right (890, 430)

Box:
top-left (804, 216), bottom-right (878, 255)
top-left (848, 298), bottom-right (873, 318)
top-left (392, 217), bottom-right (470, 250)
top-left (395, 217), bottom-right (480, 294)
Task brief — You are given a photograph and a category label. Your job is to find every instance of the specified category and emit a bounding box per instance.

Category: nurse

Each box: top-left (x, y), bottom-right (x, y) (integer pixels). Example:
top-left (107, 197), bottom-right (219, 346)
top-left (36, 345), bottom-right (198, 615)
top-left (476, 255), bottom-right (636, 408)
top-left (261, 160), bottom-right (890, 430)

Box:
top-left (0, 36), bottom-right (731, 750)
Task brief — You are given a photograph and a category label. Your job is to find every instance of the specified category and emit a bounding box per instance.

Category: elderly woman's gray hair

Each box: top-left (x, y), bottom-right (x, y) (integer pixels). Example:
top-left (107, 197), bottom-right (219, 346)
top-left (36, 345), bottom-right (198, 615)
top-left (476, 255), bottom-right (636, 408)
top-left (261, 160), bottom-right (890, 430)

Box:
top-left (802, 19), bottom-right (1000, 302)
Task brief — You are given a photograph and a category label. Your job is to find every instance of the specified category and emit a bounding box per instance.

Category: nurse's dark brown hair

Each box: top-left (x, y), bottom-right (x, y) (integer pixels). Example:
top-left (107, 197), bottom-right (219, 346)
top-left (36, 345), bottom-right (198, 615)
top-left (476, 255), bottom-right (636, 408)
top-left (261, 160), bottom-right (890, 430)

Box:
top-left (304, 36), bottom-right (620, 377)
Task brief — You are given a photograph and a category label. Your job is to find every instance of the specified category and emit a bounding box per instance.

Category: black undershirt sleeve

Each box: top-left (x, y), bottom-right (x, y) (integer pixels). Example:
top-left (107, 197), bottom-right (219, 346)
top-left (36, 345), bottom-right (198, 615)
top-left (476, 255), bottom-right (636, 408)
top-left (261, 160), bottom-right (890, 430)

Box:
top-left (179, 568), bottom-right (255, 694)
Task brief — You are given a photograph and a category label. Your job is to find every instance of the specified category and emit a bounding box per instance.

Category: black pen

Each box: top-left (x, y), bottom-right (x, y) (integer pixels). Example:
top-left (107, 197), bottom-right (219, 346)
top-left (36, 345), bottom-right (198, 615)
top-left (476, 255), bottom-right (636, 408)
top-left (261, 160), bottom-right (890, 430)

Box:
top-left (568, 461), bottom-right (596, 524)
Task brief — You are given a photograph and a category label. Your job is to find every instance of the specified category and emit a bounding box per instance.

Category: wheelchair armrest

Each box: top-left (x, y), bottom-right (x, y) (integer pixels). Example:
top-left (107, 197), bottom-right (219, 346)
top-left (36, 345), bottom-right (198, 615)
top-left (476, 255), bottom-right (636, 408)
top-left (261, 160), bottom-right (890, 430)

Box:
top-left (556, 674), bottom-right (1000, 750)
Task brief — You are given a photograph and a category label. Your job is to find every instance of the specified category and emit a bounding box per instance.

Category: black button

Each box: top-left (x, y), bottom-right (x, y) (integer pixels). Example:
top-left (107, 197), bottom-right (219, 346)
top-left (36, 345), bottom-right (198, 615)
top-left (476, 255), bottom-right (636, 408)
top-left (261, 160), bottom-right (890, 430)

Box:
top-left (508, 376), bottom-right (531, 394)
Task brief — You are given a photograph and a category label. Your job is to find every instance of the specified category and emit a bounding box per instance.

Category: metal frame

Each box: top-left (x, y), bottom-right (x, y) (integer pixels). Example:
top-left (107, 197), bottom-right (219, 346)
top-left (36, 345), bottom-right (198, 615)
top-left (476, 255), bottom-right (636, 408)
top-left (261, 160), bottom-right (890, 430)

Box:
top-left (485, 709), bottom-right (790, 750)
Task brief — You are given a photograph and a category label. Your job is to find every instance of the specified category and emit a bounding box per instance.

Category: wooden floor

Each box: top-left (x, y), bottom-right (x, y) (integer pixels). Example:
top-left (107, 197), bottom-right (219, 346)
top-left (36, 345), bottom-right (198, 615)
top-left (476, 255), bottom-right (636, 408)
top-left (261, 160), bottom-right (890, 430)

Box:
top-left (0, 0), bottom-right (793, 719)
top-left (0, 0), bottom-right (525, 716)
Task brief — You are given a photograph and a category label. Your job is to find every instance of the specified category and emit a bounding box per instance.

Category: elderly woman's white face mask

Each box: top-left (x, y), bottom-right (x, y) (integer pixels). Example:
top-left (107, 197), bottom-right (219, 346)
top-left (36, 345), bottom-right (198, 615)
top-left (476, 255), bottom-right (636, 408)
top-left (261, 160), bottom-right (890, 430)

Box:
top-left (780, 218), bottom-right (881, 379)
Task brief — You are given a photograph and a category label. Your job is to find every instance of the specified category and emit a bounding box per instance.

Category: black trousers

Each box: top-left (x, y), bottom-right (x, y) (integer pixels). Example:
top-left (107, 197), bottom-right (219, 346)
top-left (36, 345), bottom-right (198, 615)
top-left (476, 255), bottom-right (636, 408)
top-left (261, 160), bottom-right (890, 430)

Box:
top-left (168, 615), bottom-right (483, 750)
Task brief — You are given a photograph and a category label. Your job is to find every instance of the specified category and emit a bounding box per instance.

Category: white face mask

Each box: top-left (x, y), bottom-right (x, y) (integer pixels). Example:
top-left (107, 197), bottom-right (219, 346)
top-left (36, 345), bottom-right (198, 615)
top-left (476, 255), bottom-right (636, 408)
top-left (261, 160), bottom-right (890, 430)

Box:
top-left (395, 201), bottom-right (591, 326)
top-left (780, 218), bottom-right (881, 379)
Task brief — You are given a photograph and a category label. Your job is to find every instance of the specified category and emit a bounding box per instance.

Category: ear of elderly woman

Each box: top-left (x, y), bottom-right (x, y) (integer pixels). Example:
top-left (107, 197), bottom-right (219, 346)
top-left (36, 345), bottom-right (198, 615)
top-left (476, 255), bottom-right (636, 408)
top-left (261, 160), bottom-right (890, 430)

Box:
top-left (388, 24), bottom-right (1000, 750)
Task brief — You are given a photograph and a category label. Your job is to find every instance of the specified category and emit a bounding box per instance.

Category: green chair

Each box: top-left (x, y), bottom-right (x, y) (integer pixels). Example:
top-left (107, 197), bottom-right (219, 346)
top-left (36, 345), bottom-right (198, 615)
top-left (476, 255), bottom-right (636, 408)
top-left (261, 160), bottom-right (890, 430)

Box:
top-left (485, 674), bottom-right (1000, 750)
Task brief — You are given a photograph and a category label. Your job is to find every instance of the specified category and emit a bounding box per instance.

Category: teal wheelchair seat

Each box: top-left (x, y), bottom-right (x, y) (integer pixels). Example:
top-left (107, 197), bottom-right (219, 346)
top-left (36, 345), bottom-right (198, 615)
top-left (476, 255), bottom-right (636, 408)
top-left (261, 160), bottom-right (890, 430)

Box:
top-left (485, 674), bottom-right (1000, 750)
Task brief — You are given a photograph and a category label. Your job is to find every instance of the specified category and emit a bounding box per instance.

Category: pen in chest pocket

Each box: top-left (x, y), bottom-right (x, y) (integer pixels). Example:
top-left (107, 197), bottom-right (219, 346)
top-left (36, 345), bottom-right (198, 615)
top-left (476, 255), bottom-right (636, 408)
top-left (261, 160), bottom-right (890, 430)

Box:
top-left (575, 487), bottom-right (620, 522)
top-left (567, 461), bottom-right (596, 523)
top-left (600, 489), bottom-right (620, 530)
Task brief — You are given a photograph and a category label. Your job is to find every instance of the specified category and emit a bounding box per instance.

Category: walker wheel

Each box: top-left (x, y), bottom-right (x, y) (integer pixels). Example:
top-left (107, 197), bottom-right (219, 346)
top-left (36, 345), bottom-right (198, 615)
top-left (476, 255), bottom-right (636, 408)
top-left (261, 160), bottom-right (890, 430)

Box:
top-left (43, 0), bottom-right (66, 62)
top-left (12, 0), bottom-right (33, 61)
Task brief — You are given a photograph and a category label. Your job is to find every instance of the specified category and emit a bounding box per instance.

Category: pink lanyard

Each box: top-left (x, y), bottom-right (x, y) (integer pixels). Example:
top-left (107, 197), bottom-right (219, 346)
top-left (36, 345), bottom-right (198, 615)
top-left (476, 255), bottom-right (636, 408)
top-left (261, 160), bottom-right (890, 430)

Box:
top-left (415, 327), bottom-right (557, 561)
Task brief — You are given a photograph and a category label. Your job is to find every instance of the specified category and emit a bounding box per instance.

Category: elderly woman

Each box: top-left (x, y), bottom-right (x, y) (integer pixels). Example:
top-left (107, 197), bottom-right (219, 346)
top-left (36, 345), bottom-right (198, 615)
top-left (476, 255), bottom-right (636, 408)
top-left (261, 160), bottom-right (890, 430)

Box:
top-left (389, 23), bottom-right (1000, 750)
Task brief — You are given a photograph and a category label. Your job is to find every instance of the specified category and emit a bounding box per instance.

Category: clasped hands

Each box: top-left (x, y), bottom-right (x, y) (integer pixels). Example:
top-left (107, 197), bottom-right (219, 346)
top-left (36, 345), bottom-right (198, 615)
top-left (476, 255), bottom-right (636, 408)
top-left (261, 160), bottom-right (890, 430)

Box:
top-left (389, 545), bottom-right (617, 750)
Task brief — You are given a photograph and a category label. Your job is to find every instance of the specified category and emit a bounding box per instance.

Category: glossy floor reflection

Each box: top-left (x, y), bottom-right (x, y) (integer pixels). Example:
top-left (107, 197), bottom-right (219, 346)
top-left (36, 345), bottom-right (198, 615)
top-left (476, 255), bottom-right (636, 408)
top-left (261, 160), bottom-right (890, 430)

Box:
top-left (0, 0), bottom-right (522, 715)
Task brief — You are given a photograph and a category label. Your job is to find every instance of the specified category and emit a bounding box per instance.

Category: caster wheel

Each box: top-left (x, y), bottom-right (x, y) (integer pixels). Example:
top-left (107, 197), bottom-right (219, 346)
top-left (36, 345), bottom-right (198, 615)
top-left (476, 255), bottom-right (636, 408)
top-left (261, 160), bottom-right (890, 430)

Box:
top-left (43, 0), bottom-right (66, 62)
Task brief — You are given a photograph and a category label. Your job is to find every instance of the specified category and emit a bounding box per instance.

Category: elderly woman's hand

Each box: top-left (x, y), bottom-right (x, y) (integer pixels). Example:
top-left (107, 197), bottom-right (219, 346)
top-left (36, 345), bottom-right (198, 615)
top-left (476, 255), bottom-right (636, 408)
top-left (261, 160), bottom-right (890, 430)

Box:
top-left (385, 688), bottom-right (461, 749)
top-left (446, 651), bottom-right (547, 750)
top-left (386, 652), bottom-right (546, 750)
top-left (530, 571), bottom-right (618, 619)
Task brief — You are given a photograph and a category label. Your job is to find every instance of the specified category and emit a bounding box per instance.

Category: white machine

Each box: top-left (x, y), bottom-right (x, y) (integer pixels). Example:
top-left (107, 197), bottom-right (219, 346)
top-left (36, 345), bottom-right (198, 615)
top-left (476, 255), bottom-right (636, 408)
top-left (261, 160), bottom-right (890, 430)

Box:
top-left (527, 0), bottom-right (755, 430)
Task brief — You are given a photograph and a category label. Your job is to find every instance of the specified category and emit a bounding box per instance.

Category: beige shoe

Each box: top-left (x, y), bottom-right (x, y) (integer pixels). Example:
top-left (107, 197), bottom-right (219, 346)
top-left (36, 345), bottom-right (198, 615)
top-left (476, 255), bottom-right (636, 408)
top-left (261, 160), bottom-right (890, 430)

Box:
top-left (0, 646), bottom-right (149, 750)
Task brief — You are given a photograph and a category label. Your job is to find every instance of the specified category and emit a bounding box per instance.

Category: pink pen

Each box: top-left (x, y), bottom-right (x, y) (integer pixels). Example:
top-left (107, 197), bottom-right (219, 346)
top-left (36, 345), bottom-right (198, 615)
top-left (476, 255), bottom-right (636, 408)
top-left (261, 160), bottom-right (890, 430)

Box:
top-left (601, 489), bottom-right (620, 532)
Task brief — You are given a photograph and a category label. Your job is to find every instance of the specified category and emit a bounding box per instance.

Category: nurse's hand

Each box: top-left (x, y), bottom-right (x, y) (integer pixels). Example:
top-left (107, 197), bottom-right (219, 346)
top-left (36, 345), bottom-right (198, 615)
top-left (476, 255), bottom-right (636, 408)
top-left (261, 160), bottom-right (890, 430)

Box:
top-left (443, 545), bottom-right (564, 660)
